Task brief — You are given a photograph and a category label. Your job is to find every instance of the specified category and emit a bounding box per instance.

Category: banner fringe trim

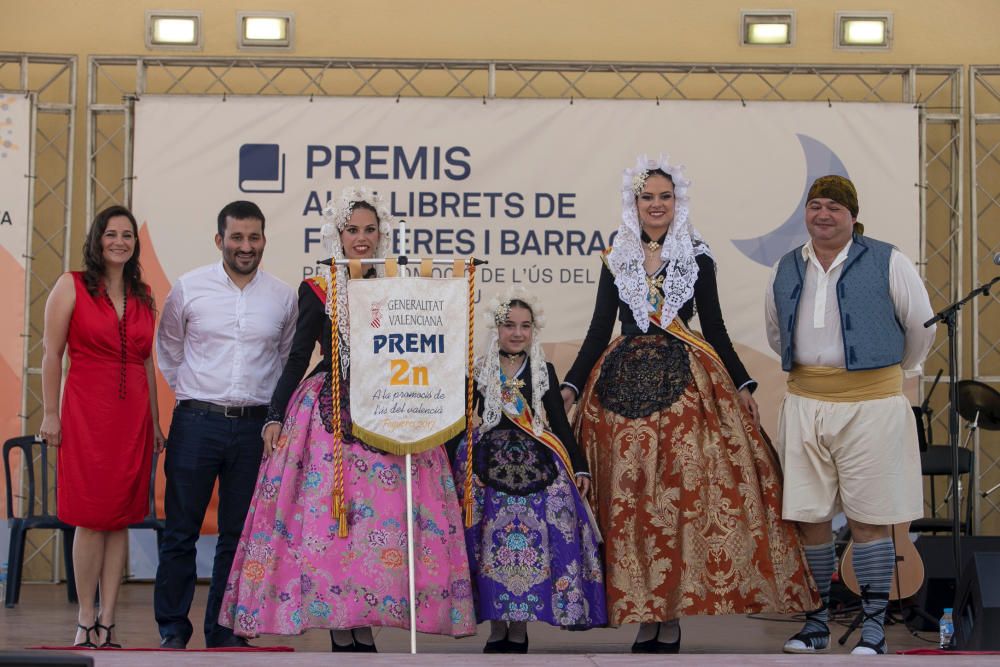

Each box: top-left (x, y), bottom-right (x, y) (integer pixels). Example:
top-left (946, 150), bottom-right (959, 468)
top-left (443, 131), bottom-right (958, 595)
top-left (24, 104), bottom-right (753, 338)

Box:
top-left (350, 418), bottom-right (466, 456)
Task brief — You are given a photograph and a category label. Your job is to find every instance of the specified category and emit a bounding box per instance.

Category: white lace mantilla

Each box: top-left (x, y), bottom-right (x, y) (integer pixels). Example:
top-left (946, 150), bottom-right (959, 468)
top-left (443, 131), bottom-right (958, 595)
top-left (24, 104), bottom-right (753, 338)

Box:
top-left (606, 154), bottom-right (713, 332)
top-left (476, 285), bottom-right (549, 436)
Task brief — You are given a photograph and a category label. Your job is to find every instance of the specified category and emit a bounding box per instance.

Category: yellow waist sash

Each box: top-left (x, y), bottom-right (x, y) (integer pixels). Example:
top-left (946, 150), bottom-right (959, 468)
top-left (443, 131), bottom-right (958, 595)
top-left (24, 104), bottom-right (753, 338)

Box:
top-left (787, 364), bottom-right (903, 402)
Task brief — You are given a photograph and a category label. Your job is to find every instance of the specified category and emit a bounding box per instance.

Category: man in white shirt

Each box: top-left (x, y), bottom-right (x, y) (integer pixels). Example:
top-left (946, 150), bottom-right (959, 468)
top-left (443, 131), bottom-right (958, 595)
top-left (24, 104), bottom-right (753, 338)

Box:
top-left (154, 201), bottom-right (296, 649)
top-left (765, 176), bottom-right (935, 656)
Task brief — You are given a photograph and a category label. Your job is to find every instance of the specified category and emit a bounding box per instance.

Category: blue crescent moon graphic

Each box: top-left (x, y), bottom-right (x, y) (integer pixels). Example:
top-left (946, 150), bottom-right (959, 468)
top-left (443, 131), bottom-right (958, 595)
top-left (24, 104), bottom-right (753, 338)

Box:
top-left (732, 134), bottom-right (850, 267)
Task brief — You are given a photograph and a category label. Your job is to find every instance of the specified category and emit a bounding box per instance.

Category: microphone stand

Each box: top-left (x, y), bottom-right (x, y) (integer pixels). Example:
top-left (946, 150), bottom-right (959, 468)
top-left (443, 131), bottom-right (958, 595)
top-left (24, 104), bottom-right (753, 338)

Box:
top-left (923, 274), bottom-right (1000, 580)
top-left (918, 369), bottom-right (943, 448)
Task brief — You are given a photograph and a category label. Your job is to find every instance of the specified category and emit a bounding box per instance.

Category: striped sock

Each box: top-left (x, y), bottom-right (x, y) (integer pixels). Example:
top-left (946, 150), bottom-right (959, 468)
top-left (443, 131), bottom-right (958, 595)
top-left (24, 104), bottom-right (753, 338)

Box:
top-left (801, 542), bottom-right (835, 636)
top-left (852, 537), bottom-right (895, 649)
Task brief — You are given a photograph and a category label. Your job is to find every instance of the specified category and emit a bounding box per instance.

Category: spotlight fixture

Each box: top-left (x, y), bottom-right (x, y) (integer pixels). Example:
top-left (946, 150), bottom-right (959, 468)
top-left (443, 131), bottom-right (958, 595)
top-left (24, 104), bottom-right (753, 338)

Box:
top-left (836, 12), bottom-right (892, 49)
top-left (238, 12), bottom-right (294, 50)
top-left (741, 11), bottom-right (794, 46)
top-left (146, 10), bottom-right (202, 49)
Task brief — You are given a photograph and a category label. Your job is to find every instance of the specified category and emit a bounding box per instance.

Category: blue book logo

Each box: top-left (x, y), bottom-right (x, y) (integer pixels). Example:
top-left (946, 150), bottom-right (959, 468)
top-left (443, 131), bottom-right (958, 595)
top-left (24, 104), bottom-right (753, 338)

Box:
top-left (238, 143), bottom-right (285, 193)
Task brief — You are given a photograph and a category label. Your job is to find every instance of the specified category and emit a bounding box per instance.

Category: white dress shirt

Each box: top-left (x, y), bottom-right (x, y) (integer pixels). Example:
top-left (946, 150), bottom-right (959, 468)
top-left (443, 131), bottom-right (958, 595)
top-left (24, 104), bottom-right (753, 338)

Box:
top-left (765, 240), bottom-right (935, 374)
top-left (157, 261), bottom-right (297, 406)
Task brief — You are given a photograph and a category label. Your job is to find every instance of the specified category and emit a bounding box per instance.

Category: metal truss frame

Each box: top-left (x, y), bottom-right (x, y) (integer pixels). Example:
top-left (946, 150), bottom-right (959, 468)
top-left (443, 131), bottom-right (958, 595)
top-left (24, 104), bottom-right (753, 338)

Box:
top-left (83, 57), bottom-right (978, 529)
top-left (0, 52), bottom-right (77, 583)
top-left (970, 66), bottom-right (1000, 528)
top-left (87, 55), bottom-right (970, 524)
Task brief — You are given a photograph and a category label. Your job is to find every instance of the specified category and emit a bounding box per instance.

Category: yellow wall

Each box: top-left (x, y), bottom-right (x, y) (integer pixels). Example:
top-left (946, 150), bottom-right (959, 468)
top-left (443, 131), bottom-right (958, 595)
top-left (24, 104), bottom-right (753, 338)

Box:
top-left (3, 0), bottom-right (998, 242)
top-left (4, 1), bottom-right (1000, 63)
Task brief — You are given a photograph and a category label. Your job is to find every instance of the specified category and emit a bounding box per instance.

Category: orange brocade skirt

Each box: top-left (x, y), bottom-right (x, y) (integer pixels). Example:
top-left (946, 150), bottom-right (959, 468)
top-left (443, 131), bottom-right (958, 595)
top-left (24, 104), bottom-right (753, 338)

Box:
top-left (575, 332), bottom-right (819, 625)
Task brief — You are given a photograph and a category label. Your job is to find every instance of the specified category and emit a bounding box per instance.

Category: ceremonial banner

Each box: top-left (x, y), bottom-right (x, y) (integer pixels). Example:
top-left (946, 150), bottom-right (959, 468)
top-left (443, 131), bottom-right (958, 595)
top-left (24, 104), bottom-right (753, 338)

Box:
top-left (348, 276), bottom-right (469, 453)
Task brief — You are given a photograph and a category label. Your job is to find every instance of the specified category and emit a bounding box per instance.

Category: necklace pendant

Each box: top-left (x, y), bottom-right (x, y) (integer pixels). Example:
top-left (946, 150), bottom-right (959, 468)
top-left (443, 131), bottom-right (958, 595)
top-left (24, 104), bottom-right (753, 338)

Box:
top-left (646, 240), bottom-right (661, 251)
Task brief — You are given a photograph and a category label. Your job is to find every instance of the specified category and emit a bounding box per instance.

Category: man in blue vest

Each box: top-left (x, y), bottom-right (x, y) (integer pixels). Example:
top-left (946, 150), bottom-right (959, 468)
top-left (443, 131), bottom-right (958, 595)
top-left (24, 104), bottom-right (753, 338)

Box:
top-left (765, 175), bottom-right (934, 655)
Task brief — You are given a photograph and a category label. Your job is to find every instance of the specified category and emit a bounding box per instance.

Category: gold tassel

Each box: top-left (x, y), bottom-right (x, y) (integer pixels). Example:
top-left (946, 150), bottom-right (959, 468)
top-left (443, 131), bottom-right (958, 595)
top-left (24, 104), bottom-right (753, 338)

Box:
top-left (337, 500), bottom-right (348, 538)
top-left (464, 496), bottom-right (474, 527)
top-left (463, 260), bottom-right (477, 528)
top-left (329, 267), bottom-right (349, 538)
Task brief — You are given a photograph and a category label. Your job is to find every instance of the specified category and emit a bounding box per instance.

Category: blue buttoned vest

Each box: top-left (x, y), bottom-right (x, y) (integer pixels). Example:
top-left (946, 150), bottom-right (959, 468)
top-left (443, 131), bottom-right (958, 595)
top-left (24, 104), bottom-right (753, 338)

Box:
top-left (772, 235), bottom-right (905, 372)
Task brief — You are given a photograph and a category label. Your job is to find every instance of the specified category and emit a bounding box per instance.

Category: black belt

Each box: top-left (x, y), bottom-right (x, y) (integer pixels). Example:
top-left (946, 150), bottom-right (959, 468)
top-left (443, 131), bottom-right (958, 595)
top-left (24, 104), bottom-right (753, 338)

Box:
top-left (177, 399), bottom-right (269, 419)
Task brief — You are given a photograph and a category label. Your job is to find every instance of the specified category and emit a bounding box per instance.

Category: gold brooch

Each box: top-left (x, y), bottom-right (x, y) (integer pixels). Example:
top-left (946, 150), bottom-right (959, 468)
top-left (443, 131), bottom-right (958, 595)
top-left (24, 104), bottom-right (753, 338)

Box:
top-left (502, 377), bottom-right (525, 391)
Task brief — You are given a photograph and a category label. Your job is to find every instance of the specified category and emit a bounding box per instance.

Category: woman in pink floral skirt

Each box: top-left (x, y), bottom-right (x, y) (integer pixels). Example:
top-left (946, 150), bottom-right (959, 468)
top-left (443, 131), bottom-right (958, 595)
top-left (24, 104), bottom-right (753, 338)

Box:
top-left (219, 188), bottom-right (475, 651)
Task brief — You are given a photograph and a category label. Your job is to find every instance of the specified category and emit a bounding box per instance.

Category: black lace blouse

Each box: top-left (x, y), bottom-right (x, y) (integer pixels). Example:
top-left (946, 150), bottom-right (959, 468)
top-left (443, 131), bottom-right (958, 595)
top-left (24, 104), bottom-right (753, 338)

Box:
top-left (563, 253), bottom-right (754, 394)
top-left (446, 360), bottom-right (588, 475)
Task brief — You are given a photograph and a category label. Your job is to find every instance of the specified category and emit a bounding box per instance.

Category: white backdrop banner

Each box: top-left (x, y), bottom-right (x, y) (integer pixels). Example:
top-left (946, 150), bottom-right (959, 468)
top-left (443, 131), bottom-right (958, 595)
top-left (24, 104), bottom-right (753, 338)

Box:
top-left (132, 96), bottom-right (917, 350)
top-left (131, 95), bottom-right (919, 440)
top-left (348, 276), bottom-right (468, 453)
top-left (0, 93), bottom-right (31, 446)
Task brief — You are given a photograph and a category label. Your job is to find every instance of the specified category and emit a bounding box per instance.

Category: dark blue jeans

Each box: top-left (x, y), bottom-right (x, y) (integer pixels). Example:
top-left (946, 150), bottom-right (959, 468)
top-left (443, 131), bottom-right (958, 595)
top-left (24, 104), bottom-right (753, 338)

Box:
top-left (153, 404), bottom-right (264, 646)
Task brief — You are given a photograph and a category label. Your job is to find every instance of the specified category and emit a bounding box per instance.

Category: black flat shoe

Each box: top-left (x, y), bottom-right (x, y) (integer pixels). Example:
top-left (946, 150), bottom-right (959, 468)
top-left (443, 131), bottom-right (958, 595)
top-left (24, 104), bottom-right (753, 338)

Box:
top-left (654, 625), bottom-right (680, 654)
top-left (505, 635), bottom-right (528, 654)
top-left (74, 623), bottom-right (98, 648)
top-left (330, 630), bottom-right (354, 651)
top-left (351, 629), bottom-right (377, 653)
top-left (631, 637), bottom-right (659, 654)
top-left (483, 636), bottom-right (508, 653)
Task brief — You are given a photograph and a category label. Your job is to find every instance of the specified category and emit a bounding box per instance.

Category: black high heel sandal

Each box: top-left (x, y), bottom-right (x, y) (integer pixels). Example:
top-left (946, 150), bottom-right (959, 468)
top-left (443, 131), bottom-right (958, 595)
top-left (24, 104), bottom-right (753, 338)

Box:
top-left (74, 623), bottom-right (98, 648)
top-left (96, 622), bottom-right (122, 649)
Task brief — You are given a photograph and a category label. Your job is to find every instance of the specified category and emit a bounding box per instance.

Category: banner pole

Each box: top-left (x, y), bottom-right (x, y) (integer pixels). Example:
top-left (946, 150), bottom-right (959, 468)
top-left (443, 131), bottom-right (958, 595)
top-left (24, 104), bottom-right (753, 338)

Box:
top-left (399, 220), bottom-right (418, 655)
top-left (405, 448), bottom-right (416, 654)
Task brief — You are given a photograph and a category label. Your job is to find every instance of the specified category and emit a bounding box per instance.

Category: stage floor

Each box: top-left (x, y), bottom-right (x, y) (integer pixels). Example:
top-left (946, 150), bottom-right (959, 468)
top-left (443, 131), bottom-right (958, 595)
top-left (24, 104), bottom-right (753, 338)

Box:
top-left (0, 583), bottom-right (991, 665)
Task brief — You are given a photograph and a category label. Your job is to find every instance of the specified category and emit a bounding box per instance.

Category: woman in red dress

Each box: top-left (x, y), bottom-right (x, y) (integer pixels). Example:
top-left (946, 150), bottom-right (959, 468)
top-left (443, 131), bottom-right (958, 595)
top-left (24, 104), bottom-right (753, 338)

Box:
top-left (39, 205), bottom-right (165, 648)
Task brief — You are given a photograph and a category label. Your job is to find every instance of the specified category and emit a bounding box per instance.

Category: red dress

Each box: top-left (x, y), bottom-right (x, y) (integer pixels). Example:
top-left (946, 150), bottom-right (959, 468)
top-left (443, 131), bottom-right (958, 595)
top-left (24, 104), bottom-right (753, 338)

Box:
top-left (57, 271), bottom-right (155, 531)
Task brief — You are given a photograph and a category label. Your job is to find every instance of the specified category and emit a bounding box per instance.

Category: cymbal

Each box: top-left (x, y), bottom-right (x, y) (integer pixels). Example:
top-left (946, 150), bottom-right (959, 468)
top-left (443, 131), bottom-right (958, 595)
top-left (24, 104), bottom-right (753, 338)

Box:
top-left (957, 380), bottom-right (1000, 430)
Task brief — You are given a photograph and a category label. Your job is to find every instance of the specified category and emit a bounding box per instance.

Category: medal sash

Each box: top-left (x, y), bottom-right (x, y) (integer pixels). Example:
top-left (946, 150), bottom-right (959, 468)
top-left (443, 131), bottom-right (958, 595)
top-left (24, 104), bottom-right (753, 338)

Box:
top-left (499, 370), bottom-right (575, 475)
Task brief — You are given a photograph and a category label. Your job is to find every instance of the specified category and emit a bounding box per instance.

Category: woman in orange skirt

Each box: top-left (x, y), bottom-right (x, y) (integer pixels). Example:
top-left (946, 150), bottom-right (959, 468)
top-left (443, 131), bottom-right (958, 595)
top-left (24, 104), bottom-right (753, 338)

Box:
top-left (560, 155), bottom-right (818, 653)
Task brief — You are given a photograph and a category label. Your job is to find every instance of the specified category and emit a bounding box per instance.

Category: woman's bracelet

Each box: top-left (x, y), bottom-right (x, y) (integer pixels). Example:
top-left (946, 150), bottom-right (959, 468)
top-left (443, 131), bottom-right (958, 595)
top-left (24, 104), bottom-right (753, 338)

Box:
top-left (260, 420), bottom-right (282, 439)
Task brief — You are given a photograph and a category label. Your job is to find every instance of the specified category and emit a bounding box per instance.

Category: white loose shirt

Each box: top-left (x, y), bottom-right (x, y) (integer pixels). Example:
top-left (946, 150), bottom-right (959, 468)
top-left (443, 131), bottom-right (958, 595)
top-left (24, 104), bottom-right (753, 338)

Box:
top-left (764, 240), bottom-right (936, 374)
top-left (156, 261), bottom-right (297, 406)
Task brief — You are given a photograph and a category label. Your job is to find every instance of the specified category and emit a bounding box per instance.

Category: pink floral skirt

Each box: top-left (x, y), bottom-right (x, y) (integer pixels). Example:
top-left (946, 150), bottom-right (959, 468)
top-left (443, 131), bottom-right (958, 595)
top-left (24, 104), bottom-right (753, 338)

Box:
top-left (219, 373), bottom-right (476, 637)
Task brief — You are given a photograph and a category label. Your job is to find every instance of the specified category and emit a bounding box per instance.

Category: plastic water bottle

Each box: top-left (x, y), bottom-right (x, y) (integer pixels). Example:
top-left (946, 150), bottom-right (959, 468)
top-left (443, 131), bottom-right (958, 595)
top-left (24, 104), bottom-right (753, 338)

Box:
top-left (939, 607), bottom-right (954, 649)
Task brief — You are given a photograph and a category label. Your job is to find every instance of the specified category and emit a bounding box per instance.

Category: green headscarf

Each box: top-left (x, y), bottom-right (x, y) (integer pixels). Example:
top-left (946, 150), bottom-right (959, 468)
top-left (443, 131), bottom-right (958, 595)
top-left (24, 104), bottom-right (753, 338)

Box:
top-left (807, 175), bottom-right (862, 234)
